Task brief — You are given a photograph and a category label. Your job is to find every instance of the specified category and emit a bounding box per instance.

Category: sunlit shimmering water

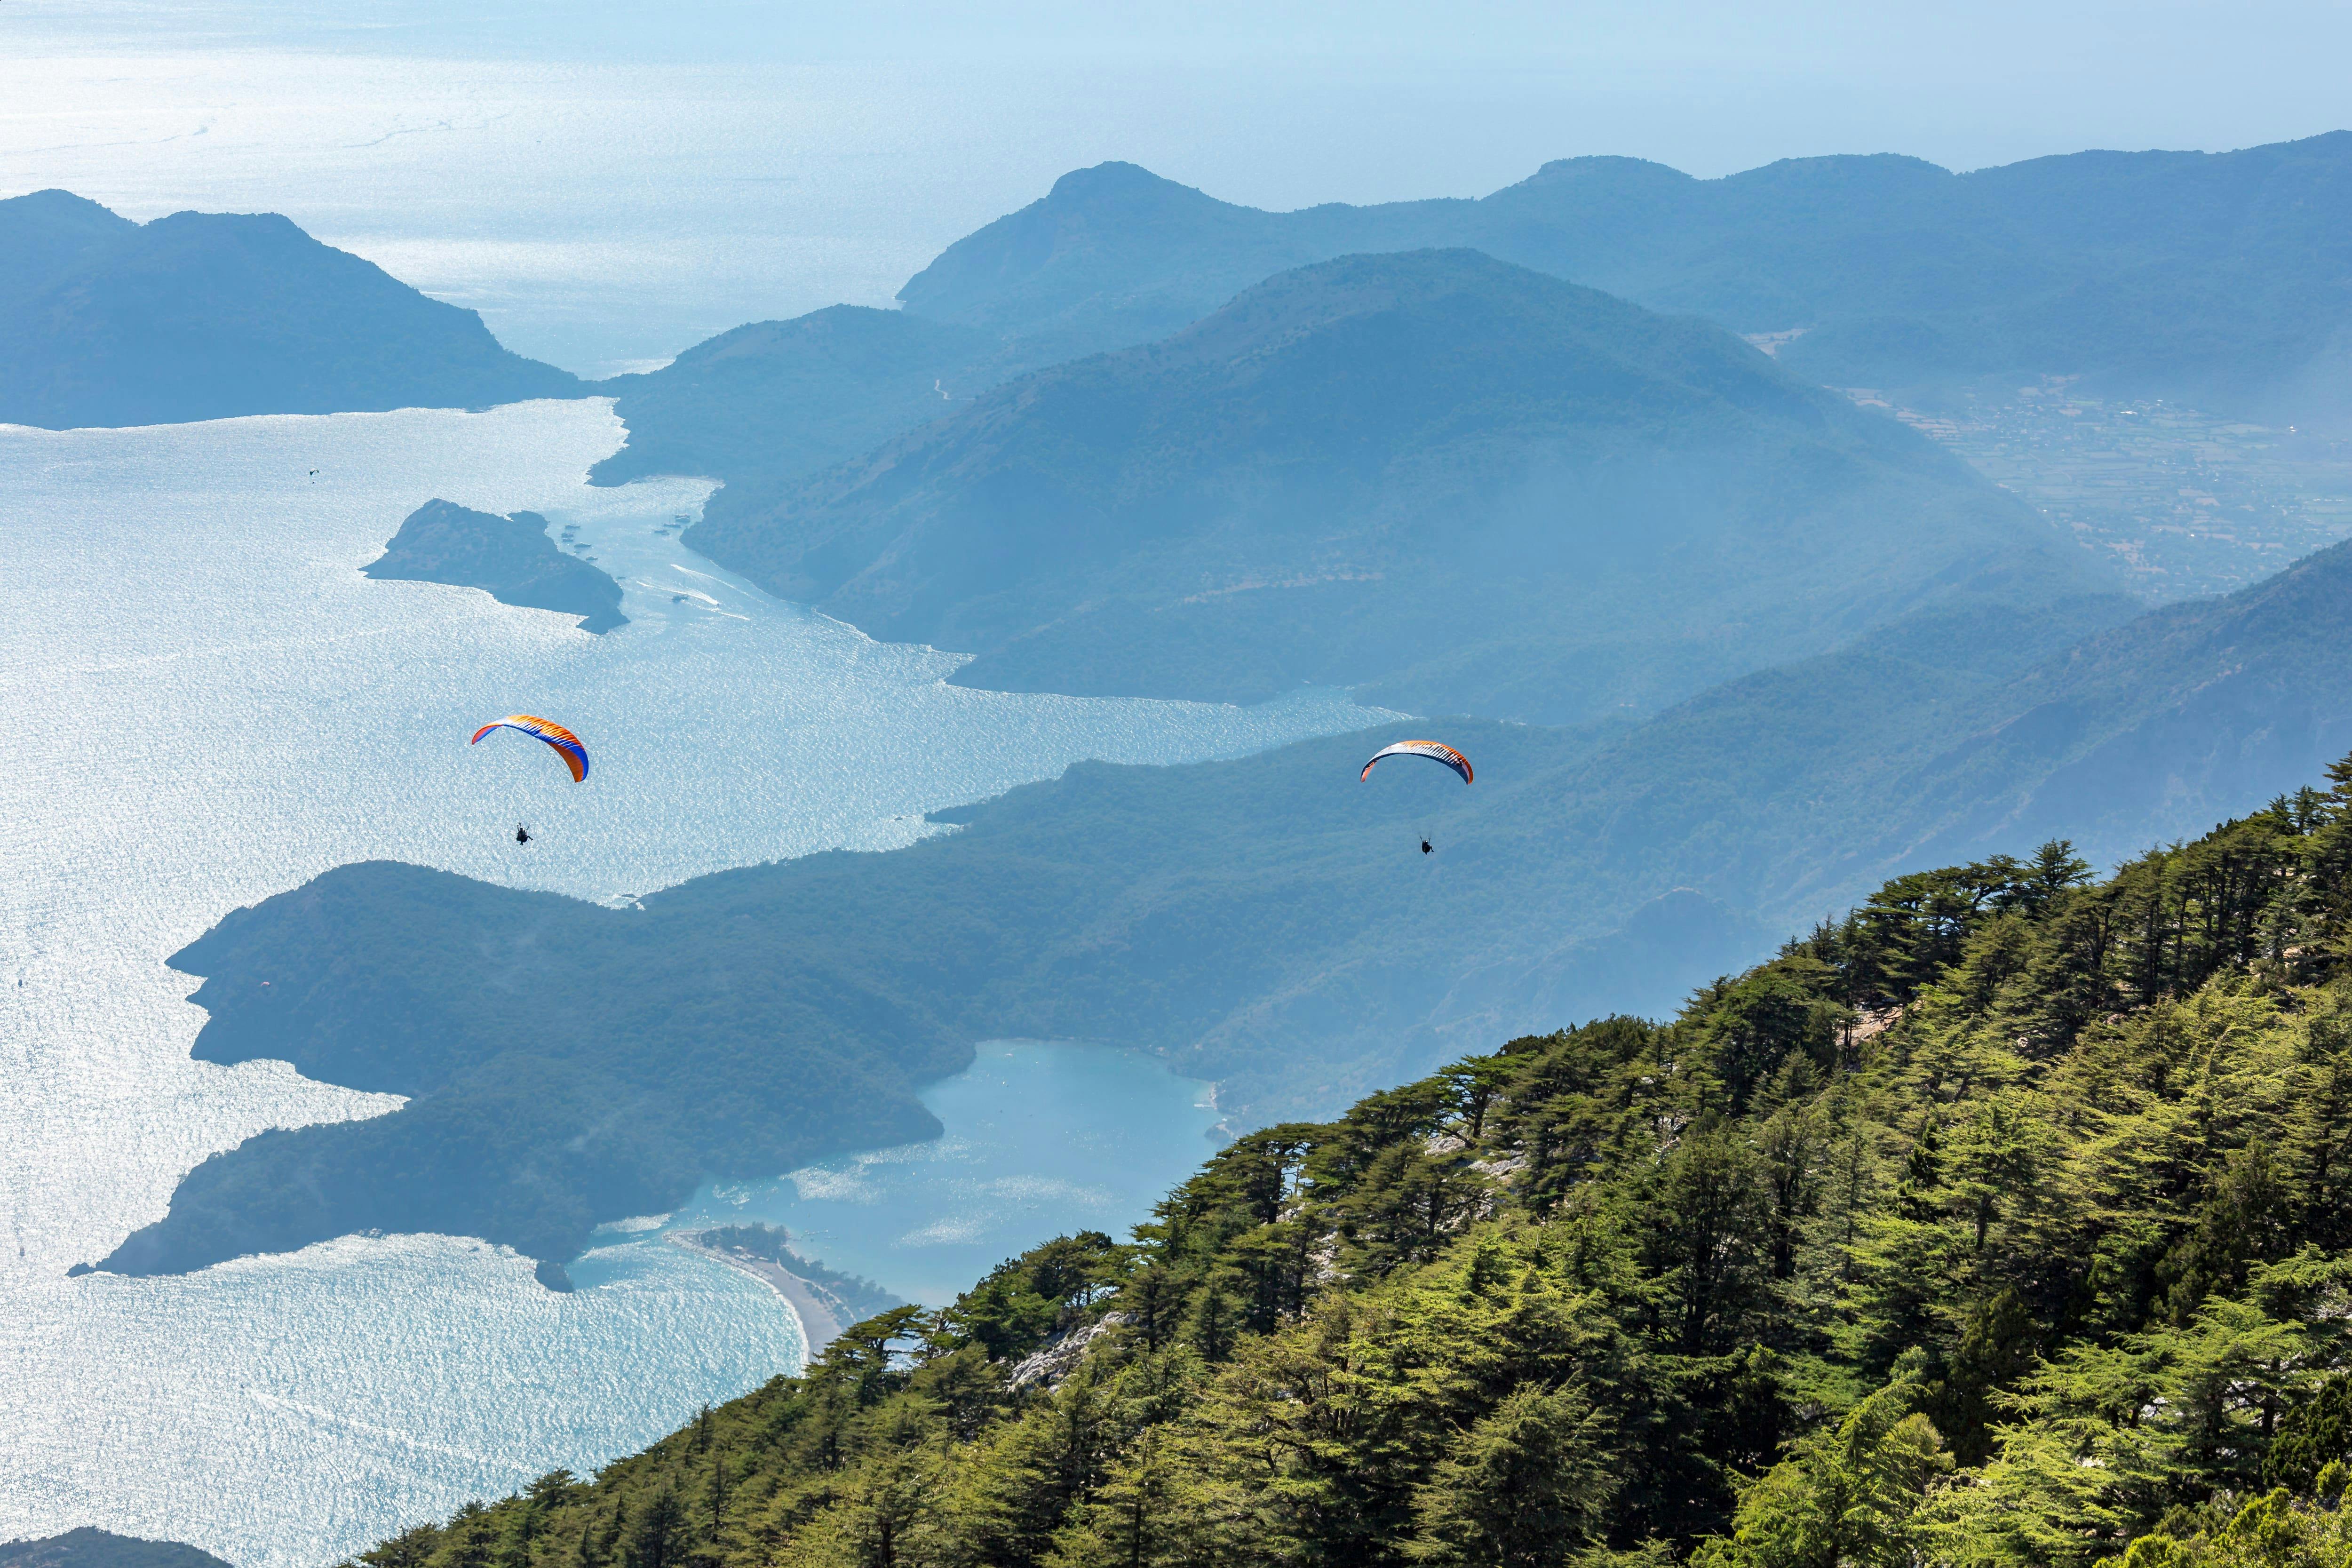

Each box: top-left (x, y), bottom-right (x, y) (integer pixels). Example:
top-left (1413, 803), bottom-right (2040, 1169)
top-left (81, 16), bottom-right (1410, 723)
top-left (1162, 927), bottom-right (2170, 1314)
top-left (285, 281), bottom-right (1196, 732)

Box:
top-left (0, 398), bottom-right (1385, 1565)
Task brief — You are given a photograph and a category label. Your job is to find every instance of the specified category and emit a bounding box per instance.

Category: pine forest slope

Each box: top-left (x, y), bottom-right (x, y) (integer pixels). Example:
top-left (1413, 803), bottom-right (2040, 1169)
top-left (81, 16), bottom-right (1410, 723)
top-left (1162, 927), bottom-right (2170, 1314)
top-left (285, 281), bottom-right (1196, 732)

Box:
top-left (691, 250), bottom-right (2106, 723)
top-left (91, 533), bottom-right (2352, 1283)
top-left (0, 191), bottom-right (579, 428)
top-left (349, 744), bottom-right (2352, 1568)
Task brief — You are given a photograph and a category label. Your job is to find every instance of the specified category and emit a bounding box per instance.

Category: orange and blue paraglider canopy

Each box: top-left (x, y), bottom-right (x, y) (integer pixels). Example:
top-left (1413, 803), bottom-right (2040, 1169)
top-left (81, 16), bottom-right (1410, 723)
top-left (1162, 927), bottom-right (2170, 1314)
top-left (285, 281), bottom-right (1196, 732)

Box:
top-left (1360, 740), bottom-right (1472, 786)
top-left (470, 715), bottom-right (589, 782)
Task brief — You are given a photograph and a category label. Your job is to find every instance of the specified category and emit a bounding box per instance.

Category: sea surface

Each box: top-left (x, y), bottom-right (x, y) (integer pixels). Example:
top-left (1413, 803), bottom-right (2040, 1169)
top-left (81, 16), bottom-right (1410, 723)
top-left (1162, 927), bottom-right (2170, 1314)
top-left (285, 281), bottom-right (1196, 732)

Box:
top-left (668, 1040), bottom-right (1224, 1308)
top-left (0, 398), bottom-right (1382, 1565)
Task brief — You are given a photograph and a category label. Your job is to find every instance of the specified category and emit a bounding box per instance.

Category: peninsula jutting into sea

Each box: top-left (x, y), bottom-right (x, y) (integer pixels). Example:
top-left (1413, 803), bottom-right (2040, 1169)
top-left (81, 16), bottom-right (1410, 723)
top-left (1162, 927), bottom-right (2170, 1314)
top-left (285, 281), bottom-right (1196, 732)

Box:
top-left (7, 7), bottom-right (2352, 1561)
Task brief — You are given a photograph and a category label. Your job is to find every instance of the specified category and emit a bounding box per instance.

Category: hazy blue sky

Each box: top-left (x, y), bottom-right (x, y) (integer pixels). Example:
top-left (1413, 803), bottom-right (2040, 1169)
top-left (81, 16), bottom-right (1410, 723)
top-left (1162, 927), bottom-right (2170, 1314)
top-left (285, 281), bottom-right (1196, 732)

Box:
top-left (6, 0), bottom-right (2343, 373)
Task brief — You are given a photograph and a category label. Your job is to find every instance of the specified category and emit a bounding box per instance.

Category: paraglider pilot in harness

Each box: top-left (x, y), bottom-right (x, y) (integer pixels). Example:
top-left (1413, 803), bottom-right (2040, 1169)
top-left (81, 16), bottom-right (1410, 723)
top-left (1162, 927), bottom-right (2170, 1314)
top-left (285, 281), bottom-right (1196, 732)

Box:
top-left (1359, 741), bottom-right (1474, 857)
top-left (469, 716), bottom-right (588, 847)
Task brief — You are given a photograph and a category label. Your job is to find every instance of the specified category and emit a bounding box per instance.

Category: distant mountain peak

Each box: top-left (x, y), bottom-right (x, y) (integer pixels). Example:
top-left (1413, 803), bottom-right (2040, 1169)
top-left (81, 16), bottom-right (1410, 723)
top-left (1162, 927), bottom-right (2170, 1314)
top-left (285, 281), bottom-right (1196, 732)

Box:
top-left (1154, 246), bottom-right (1634, 361)
top-left (150, 208), bottom-right (308, 237)
top-left (0, 186), bottom-right (136, 224)
top-left (0, 187), bottom-right (141, 309)
top-left (1205, 244), bottom-right (1553, 305)
top-left (1521, 155), bottom-right (1693, 187)
top-left (0, 190), bottom-right (579, 427)
top-left (1753, 150), bottom-right (1953, 176)
top-left (897, 162), bottom-right (1266, 343)
top-left (701, 243), bottom-right (2099, 723)
top-left (890, 134), bottom-right (2352, 422)
top-left (1043, 160), bottom-right (1210, 206)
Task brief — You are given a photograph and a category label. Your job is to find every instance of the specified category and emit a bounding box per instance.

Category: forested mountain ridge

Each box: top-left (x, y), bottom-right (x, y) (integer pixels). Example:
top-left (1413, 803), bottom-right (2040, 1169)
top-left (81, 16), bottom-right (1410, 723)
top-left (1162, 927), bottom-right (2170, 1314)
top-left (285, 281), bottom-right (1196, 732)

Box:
top-left (896, 135), bottom-right (2352, 423)
top-left (1637, 528), bottom-right (2352, 925)
top-left (692, 248), bottom-right (2102, 721)
top-left (1862, 521), bottom-right (2352, 874)
top-left (347, 750), bottom-right (2352, 1568)
top-left (0, 189), bottom-right (579, 428)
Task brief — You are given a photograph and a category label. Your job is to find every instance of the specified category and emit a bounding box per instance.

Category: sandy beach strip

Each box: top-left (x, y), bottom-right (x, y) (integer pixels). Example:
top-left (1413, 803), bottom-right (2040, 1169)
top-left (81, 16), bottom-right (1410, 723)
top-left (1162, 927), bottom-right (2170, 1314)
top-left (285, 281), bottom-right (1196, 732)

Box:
top-left (666, 1234), bottom-right (847, 1354)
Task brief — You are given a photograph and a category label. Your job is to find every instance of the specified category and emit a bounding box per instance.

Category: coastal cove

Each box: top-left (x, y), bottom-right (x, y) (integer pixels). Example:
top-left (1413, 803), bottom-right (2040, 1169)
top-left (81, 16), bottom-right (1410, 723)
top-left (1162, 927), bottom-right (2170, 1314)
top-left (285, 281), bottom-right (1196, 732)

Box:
top-left (0, 399), bottom-right (1384, 1567)
top-left (659, 1234), bottom-right (858, 1352)
top-left (21, 108), bottom-right (2352, 1568)
top-left (657, 1041), bottom-right (1224, 1313)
